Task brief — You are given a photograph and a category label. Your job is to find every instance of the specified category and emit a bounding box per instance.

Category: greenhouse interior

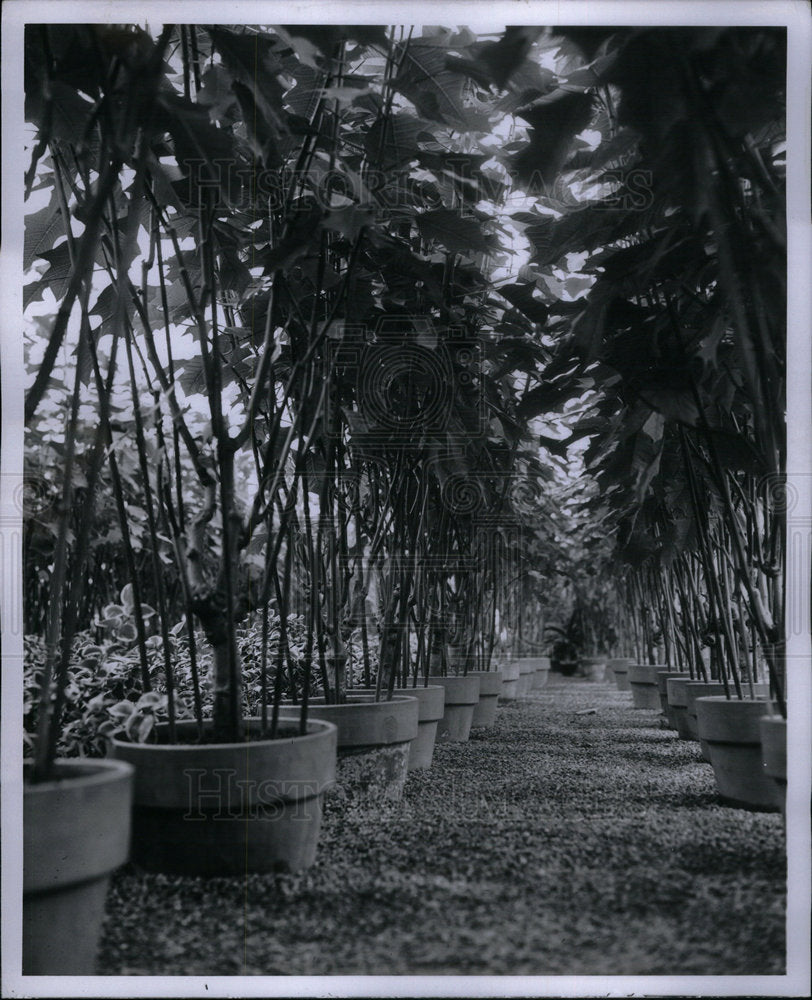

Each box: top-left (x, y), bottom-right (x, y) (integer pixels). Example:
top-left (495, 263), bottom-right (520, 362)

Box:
top-left (4, 13), bottom-right (810, 994)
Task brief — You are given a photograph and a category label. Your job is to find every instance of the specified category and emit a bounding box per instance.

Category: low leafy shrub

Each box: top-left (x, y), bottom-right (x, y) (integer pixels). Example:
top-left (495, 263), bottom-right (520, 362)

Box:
top-left (24, 596), bottom-right (384, 754)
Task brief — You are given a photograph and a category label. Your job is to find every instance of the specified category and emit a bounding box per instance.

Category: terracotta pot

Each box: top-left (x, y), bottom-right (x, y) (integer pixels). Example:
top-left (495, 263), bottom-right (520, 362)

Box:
top-left (348, 685), bottom-right (445, 770)
top-left (654, 670), bottom-right (689, 728)
top-left (283, 695), bottom-right (418, 801)
top-left (686, 681), bottom-right (769, 759)
top-left (759, 714), bottom-right (787, 815)
top-left (579, 655), bottom-right (608, 682)
top-left (695, 696), bottom-right (781, 811)
top-left (531, 656), bottom-right (551, 690)
top-left (628, 663), bottom-right (666, 710)
top-left (609, 657), bottom-right (634, 692)
top-left (498, 660), bottom-right (520, 703)
top-left (666, 676), bottom-right (696, 740)
top-left (468, 670), bottom-right (503, 728)
top-left (515, 658), bottom-right (537, 697)
top-left (111, 717), bottom-right (337, 875)
top-left (604, 656), bottom-right (627, 683)
top-left (428, 675), bottom-right (481, 742)
top-left (23, 759), bottom-right (133, 974)
top-left (686, 681), bottom-right (725, 754)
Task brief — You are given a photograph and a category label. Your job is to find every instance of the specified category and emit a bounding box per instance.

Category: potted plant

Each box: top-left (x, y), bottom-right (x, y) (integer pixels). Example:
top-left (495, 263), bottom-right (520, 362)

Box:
top-left (23, 23), bottom-right (360, 878)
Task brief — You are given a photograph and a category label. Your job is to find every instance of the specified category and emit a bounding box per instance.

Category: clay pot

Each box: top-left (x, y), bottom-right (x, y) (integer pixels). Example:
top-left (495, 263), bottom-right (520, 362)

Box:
top-left (111, 717), bottom-right (337, 875)
top-left (498, 661), bottom-right (521, 703)
top-left (515, 658), bottom-right (537, 697)
top-left (23, 759), bottom-right (133, 974)
top-left (579, 655), bottom-right (608, 682)
top-left (654, 670), bottom-right (689, 728)
top-left (609, 657), bottom-right (634, 692)
top-left (427, 675), bottom-right (481, 742)
top-left (283, 695), bottom-right (418, 802)
top-left (349, 686), bottom-right (445, 771)
top-left (628, 663), bottom-right (666, 710)
top-left (468, 670), bottom-right (503, 728)
top-left (686, 681), bottom-right (769, 759)
top-left (695, 696), bottom-right (782, 811)
top-left (531, 656), bottom-right (551, 690)
top-left (666, 676), bottom-right (696, 740)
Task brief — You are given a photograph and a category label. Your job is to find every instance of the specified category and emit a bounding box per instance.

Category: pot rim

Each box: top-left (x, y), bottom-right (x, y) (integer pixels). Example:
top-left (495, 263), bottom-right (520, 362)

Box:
top-left (348, 684), bottom-right (445, 692)
top-left (110, 716), bottom-right (337, 753)
top-left (295, 694), bottom-right (417, 708)
top-left (694, 694), bottom-right (774, 705)
top-left (23, 757), bottom-right (133, 794)
top-left (426, 674), bottom-right (481, 703)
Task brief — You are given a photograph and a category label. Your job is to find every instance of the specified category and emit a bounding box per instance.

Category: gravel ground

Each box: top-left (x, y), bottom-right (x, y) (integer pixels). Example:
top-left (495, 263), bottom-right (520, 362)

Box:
top-left (98, 675), bottom-right (786, 976)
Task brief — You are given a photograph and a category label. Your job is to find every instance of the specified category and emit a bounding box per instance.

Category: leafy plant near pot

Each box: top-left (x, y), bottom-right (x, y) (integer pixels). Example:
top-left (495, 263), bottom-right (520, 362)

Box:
top-left (510, 27), bottom-right (786, 801)
top-left (21, 20), bottom-right (788, 936)
top-left (23, 22), bottom-right (356, 880)
top-left (529, 26), bottom-right (785, 707)
top-left (25, 22), bottom-right (598, 846)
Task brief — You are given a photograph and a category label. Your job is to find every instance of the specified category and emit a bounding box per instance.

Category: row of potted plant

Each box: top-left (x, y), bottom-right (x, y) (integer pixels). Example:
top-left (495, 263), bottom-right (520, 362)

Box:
top-left (18, 21), bottom-right (572, 974)
top-left (604, 656), bottom-right (786, 815)
top-left (23, 623), bottom-right (557, 974)
top-left (16, 20), bottom-right (788, 979)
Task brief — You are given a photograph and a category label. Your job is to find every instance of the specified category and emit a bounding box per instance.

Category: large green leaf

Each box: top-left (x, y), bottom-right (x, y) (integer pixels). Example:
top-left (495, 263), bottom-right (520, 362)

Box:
top-left (151, 92), bottom-right (250, 208)
top-left (208, 26), bottom-right (288, 167)
top-left (395, 42), bottom-right (469, 127)
top-left (516, 197), bottom-right (657, 268)
top-left (24, 196), bottom-right (65, 273)
top-left (516, 379), bottom-right (577, 421)
top-left (636, 376), bottom-right (700, 427)
top-left (25, 79), bottom-right (96, 145)
top-left (497, 283), bottom-right (550, 324)
top-left (416, 209), bottom-right (496, 256)
top-left (26, 242), bottom-right (72, 303)
top-left (280, 25), bottom-right (389, 55)
top-left (508, 91), bottom-right (594, 190)
top-left (476, 28), bottom-right (546, 89)
top-left (364, 114), bottom-right (434, 170)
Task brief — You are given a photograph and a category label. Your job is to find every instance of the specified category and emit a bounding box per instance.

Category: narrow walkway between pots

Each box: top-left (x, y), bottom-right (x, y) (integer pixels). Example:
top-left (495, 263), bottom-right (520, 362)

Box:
top-left (98, 675), bottom-right (786, 977)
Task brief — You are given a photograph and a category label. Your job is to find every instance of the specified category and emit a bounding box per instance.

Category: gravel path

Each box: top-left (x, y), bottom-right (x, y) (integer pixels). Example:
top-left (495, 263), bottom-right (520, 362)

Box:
top-left (98, 675), bottom-right (786, 976)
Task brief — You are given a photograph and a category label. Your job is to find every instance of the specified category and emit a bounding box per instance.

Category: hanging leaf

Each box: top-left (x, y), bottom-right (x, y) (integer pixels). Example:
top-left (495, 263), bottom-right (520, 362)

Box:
top-left (498, 283), bottom-right (550, 324)
top-left (322, 205), bottom-right (376, 241)
top-left (280, 25), bottom-right (389, 56)
top-left (261, 203), bottom-right (324, 274)
top-left (516, 380), bottom-right (576, 421)
top-left (152, 91), bottom-right (250, 208)
top-left (416, 208), bottom-right (496, 256)
top-left (551, 27), bottom-right (617, 63)
top-left (24, 196), bottom-right (65, 273)
top-left (208, 26), bottom-right (288, 167)
top-left (703, 430), bottom-right (767, 475)
top-left (30, 242), bottom-right (73, 300)
top-left (395, 42), bottom-right (469, 127)
top-left (508, 91), bottom-right (594, 190)
top-left (637, 376), bottom-right (700, 426)
top-left (365, 113), bottom-right (434, 170)
top-left (25, 78), bottom-right (96, 146)
top-left (476, 27), bottom-right (545, 89)
top-left (197, 64), bottom-right (241, 123)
